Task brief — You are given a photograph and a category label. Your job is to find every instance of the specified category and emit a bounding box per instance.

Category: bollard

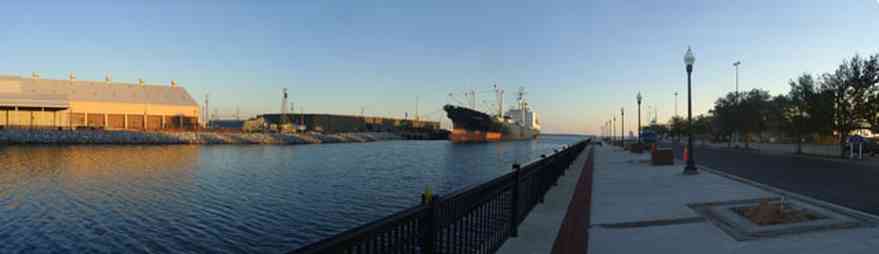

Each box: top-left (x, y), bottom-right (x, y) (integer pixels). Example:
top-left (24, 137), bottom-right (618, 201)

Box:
top-left (511, 164), bottom-right (521, 237)
top-left (421, 190), bottom-right (437, 254)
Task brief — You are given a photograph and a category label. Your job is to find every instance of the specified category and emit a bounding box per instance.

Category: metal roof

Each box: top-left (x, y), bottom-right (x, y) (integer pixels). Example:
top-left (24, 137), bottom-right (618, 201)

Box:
top-left (0, 75), bottom-right (198, 108)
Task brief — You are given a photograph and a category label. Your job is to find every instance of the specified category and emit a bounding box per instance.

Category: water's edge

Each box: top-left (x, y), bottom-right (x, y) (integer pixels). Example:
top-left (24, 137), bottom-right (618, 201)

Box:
top-left (0, 129), bottom-right (402, 145)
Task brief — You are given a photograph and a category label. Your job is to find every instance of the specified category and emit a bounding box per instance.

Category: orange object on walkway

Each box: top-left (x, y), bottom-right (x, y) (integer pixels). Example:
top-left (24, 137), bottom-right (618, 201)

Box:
top-left (683, 145), bottom-right (689, 161)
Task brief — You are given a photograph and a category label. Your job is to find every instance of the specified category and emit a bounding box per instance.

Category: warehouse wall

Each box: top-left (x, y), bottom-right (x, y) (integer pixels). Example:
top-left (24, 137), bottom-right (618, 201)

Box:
top-left (0, 101), bottom-right (199, 129)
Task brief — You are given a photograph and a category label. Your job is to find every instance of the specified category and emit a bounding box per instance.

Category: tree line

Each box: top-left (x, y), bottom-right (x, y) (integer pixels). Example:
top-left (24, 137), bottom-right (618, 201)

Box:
top-left (643, 53), bottom-right (879, 157)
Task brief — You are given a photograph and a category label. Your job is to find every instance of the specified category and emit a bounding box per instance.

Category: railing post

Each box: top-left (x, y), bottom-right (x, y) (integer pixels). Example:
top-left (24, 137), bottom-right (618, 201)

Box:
top-left (511, 163), bottom-right (520, 237)
top-left (421, 192), bottom-right (437, 254)
top-left (539, 158), bottom-right (549, 204)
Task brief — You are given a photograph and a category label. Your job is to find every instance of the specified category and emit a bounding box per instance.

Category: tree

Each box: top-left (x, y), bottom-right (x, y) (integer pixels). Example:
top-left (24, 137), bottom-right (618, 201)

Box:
top-left (820, 54), bottom-right (879, 157)
top-left (859, 55), bottom-right (879, 134)
top-left (766, 95), bottom-right (789, 141)
top-left (869, 90), bottom-right (879, 134)
top-left (667, 116), bottom-right (687, 142)
top-left (642, 123), bottom-right (669, 139)
top-left (709, 93), bottom-right (738, 145)
top-left (700, 52), bottom-right (878, 156)
top-left (784, 74), bottom-right (830, 153)
top-left (735, 89), bottom-right (773, 149)
top-left (693, 114), bottom-right (714, 141)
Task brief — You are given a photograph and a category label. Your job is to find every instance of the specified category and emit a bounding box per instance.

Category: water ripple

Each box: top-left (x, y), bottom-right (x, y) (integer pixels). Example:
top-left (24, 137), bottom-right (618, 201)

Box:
top-left (0, 135), bottom-right (582, 253)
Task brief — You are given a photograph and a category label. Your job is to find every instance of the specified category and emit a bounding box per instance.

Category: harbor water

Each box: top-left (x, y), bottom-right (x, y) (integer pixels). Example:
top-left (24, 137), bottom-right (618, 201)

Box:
top-left (0, 135), bottom-right (584, 253)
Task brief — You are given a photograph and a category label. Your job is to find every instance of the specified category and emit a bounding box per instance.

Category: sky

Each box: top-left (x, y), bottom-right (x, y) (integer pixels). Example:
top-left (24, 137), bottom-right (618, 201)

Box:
top-left (1, 0), bottom-right (878, 134)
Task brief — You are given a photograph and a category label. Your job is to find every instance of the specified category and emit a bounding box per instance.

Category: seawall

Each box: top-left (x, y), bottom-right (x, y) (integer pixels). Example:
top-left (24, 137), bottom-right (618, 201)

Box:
top-left (0, 129), bottom-right (406, 145)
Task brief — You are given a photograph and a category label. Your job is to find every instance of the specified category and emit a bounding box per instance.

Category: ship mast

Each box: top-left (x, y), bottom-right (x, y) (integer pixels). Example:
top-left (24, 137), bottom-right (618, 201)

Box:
top-left (494, 84), bottom-right (504, 117)
top-left (517, 87), bottom-right (527, 126)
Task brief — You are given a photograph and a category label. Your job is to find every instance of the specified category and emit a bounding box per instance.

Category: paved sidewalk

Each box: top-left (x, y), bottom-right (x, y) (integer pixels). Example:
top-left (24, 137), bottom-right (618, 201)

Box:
top-left (497, 146), bottom-right (593, 254)
top-left (589, 146), bottom-right (879, 254)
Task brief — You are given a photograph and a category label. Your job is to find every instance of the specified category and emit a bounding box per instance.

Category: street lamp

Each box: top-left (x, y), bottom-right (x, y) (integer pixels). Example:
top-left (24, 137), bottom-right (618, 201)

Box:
top-left (621, 107), bottom-right (625, 145)
top-left (733, 61), bottom-right (741, 146)
top-left (683, 47), bottom-right (698, 175)
top-left (637, 92), bottom-right (642, 143)
top-left (613, 117), bottom-right (616, 145)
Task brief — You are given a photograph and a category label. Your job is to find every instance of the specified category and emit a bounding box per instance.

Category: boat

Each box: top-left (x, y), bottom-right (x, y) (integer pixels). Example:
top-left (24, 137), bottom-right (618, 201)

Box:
top-left (444, 87), bottom-right (540, 143)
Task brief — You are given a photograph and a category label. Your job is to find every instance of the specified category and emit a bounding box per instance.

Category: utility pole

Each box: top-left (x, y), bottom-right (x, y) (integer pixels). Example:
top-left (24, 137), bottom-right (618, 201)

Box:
top-left (204, 93), bottom-right (209, 128)
top-left (734, 61), bottom-right (741, 101)
top-left (415, 96), bottom-right (420, 121)
top-left (733, 61), bottom-right (741, 147)
top-left (637, 92), bottom-right (642, 143)
top-left (654, 105), bottom-right (658, 124)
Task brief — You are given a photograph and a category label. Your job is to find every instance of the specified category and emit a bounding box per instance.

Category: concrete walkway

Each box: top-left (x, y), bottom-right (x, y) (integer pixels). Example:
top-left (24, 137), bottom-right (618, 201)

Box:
top-left (497, 145), bottom-right (593, 254)
top-left (589, 146), bottom-right (879, 254)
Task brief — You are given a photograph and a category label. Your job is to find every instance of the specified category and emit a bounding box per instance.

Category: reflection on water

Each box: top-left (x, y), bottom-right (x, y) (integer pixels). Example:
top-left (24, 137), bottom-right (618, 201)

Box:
top-left (0, 135), bottom-right (583, 253)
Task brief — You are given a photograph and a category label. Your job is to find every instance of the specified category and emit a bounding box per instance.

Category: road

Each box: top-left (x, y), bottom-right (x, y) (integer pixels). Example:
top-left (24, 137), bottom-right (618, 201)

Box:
top-left (667, 143), bottom-right (879, 216)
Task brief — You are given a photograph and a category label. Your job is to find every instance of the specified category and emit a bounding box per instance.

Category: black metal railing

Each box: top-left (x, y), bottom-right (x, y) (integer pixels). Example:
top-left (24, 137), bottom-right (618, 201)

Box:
top-left (290, 139), bottom-right (591, 254)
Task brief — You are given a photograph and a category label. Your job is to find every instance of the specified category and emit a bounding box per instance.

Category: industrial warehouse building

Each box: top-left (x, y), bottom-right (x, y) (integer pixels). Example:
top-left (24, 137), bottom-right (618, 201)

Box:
top-left (0, 74), bottom-right (200, 129)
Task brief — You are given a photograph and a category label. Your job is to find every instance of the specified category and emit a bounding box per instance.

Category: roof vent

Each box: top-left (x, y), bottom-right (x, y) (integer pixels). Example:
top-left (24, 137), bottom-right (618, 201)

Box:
top-left (171, 80), bottom-right (177, 87)
top-left (31, 72), bottom-right (40, 80)
top-left (105, 73), bottom-right (112, 83)
top-left (68, 72), bottom-right (76, 81)
top-left (138, 78), bottom-right (144, 86)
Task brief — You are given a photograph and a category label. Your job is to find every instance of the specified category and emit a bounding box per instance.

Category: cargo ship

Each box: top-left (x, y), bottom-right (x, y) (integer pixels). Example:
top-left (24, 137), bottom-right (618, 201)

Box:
top-left (444, 87), bottom-right (540, 143)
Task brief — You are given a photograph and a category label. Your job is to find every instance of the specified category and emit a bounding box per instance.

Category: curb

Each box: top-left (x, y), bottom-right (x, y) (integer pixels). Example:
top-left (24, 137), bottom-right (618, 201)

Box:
top-left (686, 159), bottom-right (879, 222)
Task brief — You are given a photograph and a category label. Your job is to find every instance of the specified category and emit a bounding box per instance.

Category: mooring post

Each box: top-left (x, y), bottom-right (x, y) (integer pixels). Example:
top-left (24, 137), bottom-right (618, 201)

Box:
top-left (421, 187), bottom-right (437, 254)
top-left (511, 164), bottom-right (521, 237)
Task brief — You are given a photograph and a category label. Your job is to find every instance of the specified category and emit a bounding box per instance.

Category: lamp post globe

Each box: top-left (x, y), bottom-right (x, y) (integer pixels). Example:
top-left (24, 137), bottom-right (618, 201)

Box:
top-left (683, 47), bottom-right (698, 175)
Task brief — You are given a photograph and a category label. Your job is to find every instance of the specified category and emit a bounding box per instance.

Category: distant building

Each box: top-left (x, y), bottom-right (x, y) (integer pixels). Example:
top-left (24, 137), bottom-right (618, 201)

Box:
top-left (245, 113), bottom-right (440, 133)
top-left (0, 75), bottom-right (200, 129)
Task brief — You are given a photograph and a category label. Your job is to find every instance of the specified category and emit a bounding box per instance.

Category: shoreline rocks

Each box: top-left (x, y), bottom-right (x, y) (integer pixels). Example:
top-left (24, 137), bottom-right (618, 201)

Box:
top-left (0, 129), bottom-right (405, 145)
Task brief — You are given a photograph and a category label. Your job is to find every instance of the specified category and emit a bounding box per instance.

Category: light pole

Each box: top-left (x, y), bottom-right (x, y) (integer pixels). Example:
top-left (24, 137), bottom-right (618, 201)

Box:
top-left (733, 61), bottom-right (741, 146)
top-left (612, 117), bottom-right (616, 145)
top-left (621, 107), bottom-right (625, 145)
top-left (684, 47), bottom-right (698, 175)
top-left (653, 105), bottom-right (658, 124)
top-left (637, 93), bottom-right (642, 143)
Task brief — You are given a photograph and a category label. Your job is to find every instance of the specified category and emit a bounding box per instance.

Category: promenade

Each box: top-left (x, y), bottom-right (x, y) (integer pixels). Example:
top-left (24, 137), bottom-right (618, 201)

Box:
top-left (500, 143), bottom-right (879, 254)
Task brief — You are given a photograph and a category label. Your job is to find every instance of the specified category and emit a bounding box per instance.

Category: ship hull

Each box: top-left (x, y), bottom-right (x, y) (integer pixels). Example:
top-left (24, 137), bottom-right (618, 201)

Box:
top-left (444, 105), bottom-right (539, 143)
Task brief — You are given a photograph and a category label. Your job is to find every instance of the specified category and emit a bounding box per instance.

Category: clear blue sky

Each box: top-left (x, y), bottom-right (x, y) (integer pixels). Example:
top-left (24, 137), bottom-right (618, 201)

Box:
top-left (1, 0), bottom-right (877, 134)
